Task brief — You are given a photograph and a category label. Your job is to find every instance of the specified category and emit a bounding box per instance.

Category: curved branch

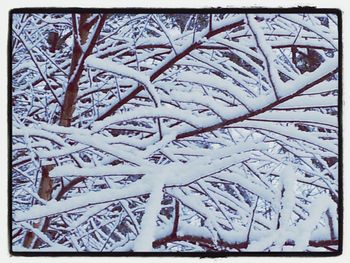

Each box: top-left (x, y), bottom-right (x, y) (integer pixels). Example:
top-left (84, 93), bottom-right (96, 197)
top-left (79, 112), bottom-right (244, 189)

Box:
top-left (95, 19), bottom-right (245, 121)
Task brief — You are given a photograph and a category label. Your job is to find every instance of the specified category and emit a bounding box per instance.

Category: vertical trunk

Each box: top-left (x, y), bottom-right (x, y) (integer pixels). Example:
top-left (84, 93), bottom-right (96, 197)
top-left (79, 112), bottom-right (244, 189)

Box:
top-left (22, 164), bottom-right (54, 248)
top-left (59, 14), bottom-right (92, 127)
top-left (23, 14), bottom-right (106, 249)
top-left (326, 209), bottom-right (336, 241)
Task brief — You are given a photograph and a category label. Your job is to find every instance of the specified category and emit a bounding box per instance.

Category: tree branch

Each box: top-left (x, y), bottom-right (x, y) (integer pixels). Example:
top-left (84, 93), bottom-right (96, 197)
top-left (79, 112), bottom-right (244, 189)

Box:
top-left (176, 68), bottom-right (338, 140)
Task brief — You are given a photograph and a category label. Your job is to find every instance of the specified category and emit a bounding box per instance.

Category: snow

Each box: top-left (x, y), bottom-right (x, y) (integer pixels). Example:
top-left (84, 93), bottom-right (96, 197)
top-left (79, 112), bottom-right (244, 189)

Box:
top-left (69, 202), bottom-right (112, 229)
top-left (292, 194), bottom-right (337, 251)
top-left (11, 12), bottom-right (339, 253)
top-left (92, 105), bottom-right (221, 132)
top-left (251, 111), bottom-right (337, 128)
top-left (279, 14), bottom-right (338, 50)
top-left (278, 165), bottom-right (297, 229)
top-left (232, 121), bottom-right (338, 154)
top-left (275, 94), bottom-right (337, 109)
top-left (14, 178), bottom-right (153, 221)
top-left (51, 164), bottom-right (145, 178)
top-left (152, 15), bottom-right (179, 55)
top-left (133, 178), bottom-right (164, 251)
top-left (14, 149), bottom-right (259, 222)
top-left (86, 56), bottom-right (160, 106)
top-left (214, 171), bottom-right (274, 204)
top-left (189, 50), bottom-right (258, 97)
top-left (19, 222), bottom-right (75, 251)
top-left (247, 14), bottom-right (284, 99)
top-left (281, 55), bottom-right (338, 97)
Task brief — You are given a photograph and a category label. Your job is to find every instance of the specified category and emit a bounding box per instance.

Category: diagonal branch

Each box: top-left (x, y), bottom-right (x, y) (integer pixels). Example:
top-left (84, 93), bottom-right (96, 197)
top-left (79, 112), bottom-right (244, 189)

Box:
top-left (95, 18), bottom-right (245, 121)
top-left (246, 14), bottom-right (280, 99)
top-left (176, 68), bottom-right (338, 140)
top-left (59, 14), bottom-right (107, 127)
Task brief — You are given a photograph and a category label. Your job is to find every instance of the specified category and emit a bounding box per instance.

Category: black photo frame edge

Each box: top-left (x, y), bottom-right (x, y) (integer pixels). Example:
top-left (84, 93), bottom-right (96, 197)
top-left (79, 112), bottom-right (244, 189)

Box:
top-left (7, 6), bottom-right (343, 257)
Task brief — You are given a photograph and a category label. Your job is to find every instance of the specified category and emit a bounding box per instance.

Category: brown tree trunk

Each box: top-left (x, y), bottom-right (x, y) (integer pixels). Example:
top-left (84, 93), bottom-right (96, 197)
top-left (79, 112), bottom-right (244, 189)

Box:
top-left (59, 14), bottom-right (93, 127)
top-left (23, 14), bottom-right (106, 249)
top-left (23, 164), bottom-right (54, 248)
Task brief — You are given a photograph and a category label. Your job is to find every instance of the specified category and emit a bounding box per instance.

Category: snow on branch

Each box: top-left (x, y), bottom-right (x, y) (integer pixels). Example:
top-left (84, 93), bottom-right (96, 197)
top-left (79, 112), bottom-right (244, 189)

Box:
top-left (11, 12), bottom-right (339, 253)
top-left (86, 56), bottom-right (160, 106)
top-left (246, 14), bottom-right (283, 99)
top-left (133, 179), bottom-right (164, 251)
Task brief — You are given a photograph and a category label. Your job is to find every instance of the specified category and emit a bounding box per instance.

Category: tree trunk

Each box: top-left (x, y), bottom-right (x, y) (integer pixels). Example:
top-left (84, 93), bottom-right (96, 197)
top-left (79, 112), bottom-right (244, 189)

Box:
top-left (59, 14), bottom-right (92, 127)
top-left (23, 14), bottom-right (106, 249)
top-left (23, 164), bottom-right (54, 248)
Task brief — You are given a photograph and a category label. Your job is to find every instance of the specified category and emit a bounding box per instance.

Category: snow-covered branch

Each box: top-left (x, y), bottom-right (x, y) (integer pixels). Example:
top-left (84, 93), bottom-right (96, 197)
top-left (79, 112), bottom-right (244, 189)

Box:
top-left (11, 12), bottom-right (340, 253)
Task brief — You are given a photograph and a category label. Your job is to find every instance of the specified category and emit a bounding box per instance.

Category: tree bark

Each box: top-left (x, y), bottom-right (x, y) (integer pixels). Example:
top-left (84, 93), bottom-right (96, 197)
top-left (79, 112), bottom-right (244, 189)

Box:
top-left (23, 164), bottom-right (54, 248)
top-left (59, 14), bottom-right (102, 127)
top-left (23, 14), bottom-right (106, 249)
